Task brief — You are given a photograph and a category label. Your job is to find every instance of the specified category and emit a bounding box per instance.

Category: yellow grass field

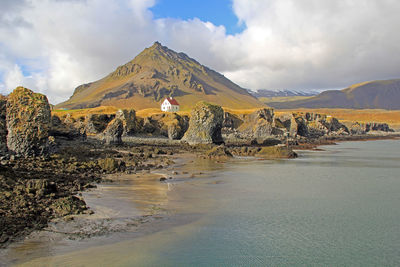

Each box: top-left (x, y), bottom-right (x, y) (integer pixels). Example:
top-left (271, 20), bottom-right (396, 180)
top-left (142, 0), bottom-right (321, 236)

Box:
top-left (278, 108), bottom-right (400, 129)
top-left (53, 106), bottom-right (400, 130)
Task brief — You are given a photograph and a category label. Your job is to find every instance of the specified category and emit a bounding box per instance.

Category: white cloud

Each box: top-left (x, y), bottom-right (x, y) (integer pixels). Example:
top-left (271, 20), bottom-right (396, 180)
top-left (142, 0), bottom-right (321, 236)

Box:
top-left (1, 0), bottom-right (400, 104)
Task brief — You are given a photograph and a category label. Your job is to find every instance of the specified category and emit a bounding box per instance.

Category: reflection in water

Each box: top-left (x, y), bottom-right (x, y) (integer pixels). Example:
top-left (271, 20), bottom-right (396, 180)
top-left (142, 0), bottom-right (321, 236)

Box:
top-left (1, 156), bottom-right (224, 266)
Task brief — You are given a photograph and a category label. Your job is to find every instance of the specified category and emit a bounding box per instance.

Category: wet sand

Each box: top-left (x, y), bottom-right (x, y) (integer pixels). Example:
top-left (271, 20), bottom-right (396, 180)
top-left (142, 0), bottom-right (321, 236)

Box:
top-left (0, 153), bottom-right (227, 266)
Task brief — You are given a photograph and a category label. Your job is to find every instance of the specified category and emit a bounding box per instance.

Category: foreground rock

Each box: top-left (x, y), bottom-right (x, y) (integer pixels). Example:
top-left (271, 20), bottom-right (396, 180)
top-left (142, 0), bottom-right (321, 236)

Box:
top-left (6, 87), bottom-right (52, 157)
top-left (238, 108), bottom-right (275, 139)
top-left (203, 145), bottom-right (233, 159)
top-left (102, 117), bottom-right (124, 145)
top-left (0, 141), bottom-right (180, 247)
top-left (182, 101), bottom-right (224, 145)
top-left (0, 95), bottom-right (7, 154)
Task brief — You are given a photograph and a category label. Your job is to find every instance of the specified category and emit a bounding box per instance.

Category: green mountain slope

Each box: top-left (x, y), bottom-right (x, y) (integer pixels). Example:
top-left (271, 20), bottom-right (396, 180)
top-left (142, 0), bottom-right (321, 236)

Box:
top-left (57, 42), bottom-right (264, 110)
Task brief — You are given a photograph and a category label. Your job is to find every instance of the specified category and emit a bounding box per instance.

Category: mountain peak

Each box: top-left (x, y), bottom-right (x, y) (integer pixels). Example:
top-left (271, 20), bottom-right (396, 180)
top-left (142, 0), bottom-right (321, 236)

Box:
top-left (152, 41), bottom-right (162, 48)
top-left (57, 43), bottom-right (264, 110)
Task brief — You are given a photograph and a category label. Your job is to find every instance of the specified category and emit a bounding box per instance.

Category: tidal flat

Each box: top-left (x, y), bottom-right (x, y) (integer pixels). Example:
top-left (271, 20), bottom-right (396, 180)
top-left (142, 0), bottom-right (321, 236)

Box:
top-left (2, 139), bottom-right (400, 266)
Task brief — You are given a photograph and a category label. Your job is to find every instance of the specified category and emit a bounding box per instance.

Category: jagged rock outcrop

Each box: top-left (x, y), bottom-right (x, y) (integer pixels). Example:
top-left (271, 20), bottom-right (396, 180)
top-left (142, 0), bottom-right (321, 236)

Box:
top-left (348, 122), bottom-right (366, 135)
top-left (102, 117), bottom-right (123, 145)
top-left (292, 112), bottom-right (349, 138)
top-left (365, 122), bottom-right (393, 132)
top-left (274, 113), bottom-right (298, 137)
top-left (182, 102), bottom-right (224, 145)
top-left (134, 113), bottom-right (188, 139)
top-left (49, 115), bottom-right (83, 140)
top-left (84, 114), bottom-right (115, 134)
top-left (0, 95), bottom-right (7, 154)
top-left (348, 122), bottom-right (393, 134)
top-left (156, 113), bottom-right (188, 140)
top-left (116, 109), bottom-right (137, 136)
top-left (237, 108), bottom-right (275, 139)
top-left (204, 145), bottom-right (233, 159)
top-left (6, 87), bottom-right (52, 157)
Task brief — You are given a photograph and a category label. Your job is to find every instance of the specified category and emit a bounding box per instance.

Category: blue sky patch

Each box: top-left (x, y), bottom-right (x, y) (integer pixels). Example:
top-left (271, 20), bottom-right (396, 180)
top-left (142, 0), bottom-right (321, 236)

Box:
top-left (150, 0), bottom-right (245, 35)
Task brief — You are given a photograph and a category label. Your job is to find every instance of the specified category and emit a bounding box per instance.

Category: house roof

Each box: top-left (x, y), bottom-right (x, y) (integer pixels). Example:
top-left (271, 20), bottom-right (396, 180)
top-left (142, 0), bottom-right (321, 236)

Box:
top-left (165, 97), bottom-right (179, 105)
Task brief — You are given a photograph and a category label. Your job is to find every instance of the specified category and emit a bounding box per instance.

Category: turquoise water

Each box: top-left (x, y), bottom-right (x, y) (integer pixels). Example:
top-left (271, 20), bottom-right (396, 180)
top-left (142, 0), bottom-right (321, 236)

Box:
top-left (141, 140), bottom-right (400, 266)
top-left (8, 139), bottom-right (400, 266)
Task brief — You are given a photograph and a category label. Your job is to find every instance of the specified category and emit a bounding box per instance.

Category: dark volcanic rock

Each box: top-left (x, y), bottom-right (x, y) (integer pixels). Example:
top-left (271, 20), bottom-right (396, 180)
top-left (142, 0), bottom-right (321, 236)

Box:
top-left (293, 112), bottom-right (349, 138)
top-left (102, 118), bottom-right (123, 145)
top-left (275, 113), bottom-right (298, 137)
top-left (0, 95), bottom-right (7, 154)
top-left (238, 108), bottom-right (275, 139)
top-left (204, 145), bottom-right (233, 159)
top-left (116, 109), bottom-right (137, 136)
top-left (182, 102), bottom-right (224, 145)
top-left (50, 115), bottom-right (83, 140)
top-left (348, 122), bottom-right (393, 134)
top-left (85, 114), bottom-right (115, 134)
top-left (6, 87), bottom-right (51, 157)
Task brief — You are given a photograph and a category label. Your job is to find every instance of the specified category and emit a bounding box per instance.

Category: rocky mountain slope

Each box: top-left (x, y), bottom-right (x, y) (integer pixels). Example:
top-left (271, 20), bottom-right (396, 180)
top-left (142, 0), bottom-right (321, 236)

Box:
top-left (268, 79), bottom-right (400, 110)
top-left (57, 42), bottom-right (264, 110)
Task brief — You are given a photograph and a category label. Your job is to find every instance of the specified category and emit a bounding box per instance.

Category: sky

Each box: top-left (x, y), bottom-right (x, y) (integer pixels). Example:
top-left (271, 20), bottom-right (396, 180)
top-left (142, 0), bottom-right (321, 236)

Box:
top-left (1, 0), bottom-right (400, 104)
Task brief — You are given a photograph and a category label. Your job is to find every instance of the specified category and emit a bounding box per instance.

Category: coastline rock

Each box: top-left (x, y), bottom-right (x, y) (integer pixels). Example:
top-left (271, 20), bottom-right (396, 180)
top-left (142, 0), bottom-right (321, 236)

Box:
top-left (51, 196), bottom-right (87, 216)
top-left (238, 108), bottom-right (275, 139)
top-left (116, 109), bottom-right (137, 136)
top-left (158, 113), bottom-right (188, 140)
top-left (182, 102), bottom-right (224, 145)
top-left (85, 114), bottom-right (115, 134)
top-left (348, 122), bottom-right (393, 134)
top-left (256, 146), bottom-right (297, 159)
top-left (97, 157), bottom-right (120, 172)
top-left (293, 112), bottom-right (349, 137)
top-left (204, 145), bottom-right (233, 159)
top-left (102, 118), bottom-right (123, 145)
top-left (50, 115), bottom-right (83, 140)
top-left (275, 113), bottom-right (298, 137)
top-left (0, 95), bottom-right (7, 154)
top-left (6, 87), bottom-right (51, 157)
top-left (365, 122), bottom-right (393, 132)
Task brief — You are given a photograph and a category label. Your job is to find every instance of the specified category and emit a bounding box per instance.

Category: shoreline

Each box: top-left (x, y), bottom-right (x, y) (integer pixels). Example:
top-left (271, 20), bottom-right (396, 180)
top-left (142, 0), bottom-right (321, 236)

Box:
top-left (1, 132), bottom-right (399, 250)
top-left (292, 132), bottom-right (400, 150)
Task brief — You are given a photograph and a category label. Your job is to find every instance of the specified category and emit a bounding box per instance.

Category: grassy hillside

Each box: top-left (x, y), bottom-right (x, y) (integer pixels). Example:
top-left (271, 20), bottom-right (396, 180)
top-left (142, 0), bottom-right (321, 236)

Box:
top-left (277, 108), bottom-right (400, 130)
top-left (269, 79), bottom-right (400, 110)
top-left (57, 42), bottom-right (264, 110)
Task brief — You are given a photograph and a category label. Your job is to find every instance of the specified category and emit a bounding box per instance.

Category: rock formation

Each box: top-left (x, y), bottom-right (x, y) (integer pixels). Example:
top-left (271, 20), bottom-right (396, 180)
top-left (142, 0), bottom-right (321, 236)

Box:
top-left (0, 95), bottom-right (7, 154)
top-left (238, 108), bottom-right (275, 139)
top-left (6, 87), bottom-right (52, 157)
top-left (292, 112), bottom-right (349, 138)
top-left (84, 114), bottom-right (115, 134)
top-left (274, 113), bottom-right (298, 137)
top-left (182, 102), bottom-right (224, 145)
top-left (102, 117), bottom-right (123, 145)
top-left (116, 109), bottom-right (137, 136)
top-left (153, 113), bottom-right (188, 140)
top-left (347, 122), bottom-right (393, 134)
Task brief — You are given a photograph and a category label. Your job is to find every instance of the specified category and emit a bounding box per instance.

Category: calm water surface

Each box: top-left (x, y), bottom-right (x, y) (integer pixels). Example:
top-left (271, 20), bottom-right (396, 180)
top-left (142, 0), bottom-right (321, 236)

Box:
top-left (6, 140), bottom-right (400, 266)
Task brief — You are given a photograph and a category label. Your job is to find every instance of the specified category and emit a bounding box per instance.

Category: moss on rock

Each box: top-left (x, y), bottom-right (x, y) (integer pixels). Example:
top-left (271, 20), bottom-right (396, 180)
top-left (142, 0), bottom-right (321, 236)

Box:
top-left (182, 101), bottom-right (224, 145)
top-left (6, 87), bottom-right (51, 157)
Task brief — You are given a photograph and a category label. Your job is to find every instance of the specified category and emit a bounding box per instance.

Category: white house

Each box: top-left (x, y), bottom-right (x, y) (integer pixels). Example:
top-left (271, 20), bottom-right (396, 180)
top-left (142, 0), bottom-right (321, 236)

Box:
top-left (161, 97), bottom-right (180, 112)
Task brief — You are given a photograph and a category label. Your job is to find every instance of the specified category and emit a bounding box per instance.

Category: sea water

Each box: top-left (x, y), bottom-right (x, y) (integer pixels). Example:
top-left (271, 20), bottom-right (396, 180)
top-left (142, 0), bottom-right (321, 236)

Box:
top-left (5, 139), bottom-right (400, 266)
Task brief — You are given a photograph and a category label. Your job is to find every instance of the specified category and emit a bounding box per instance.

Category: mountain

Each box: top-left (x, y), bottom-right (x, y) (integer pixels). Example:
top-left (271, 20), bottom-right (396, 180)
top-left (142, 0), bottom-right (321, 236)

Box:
top-left (268, 79), bottom-right (400, 110)
top-left (249, 89), bottom-right (318, 98)
top-left (57, 42), bottom-right (264, 110)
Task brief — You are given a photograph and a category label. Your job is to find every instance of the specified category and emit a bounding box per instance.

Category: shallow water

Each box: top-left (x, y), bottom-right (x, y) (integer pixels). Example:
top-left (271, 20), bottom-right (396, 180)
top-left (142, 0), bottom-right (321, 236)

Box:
top-left (4, 140), bottom-right (400, 266)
